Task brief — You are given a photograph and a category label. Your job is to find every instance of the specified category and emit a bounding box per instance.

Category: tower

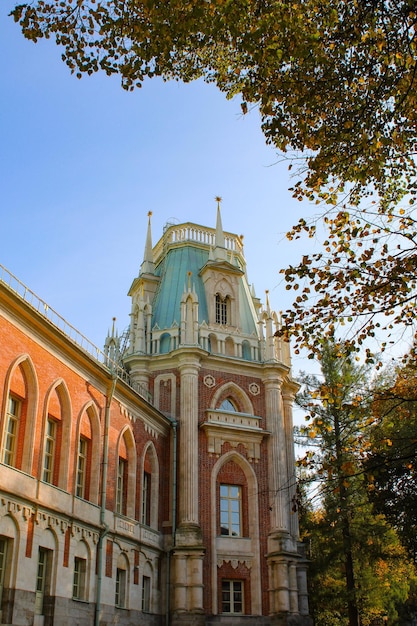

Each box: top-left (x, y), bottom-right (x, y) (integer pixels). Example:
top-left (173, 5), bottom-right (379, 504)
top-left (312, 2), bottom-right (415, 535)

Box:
top-left (123, 203), bottom-right (311, 625)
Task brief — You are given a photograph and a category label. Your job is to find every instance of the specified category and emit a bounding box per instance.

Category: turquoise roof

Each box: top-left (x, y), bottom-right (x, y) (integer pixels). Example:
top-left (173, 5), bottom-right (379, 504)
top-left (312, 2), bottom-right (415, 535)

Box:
top-left (153, 245), bottom-right (209, 328)
top-left (151, 243), bottom-right (258, 336)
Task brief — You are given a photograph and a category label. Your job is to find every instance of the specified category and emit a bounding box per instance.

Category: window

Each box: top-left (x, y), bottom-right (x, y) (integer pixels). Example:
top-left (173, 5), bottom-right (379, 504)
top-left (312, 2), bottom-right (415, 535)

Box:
top-left (2, 396), bottom-right (21, 466)
top-left (142, 575), bottom-right (151, 612)
top-left (220, 398), bottom-right (237, 412)
top-left (43, 419), bottom-right (57, 484)
top-left (35, 548), bottom-right (51, 615)
top-left (221, 579), bottom-right (243, 614)
top-left (73, 557), bottom-right (87, 601)
top-left (0, 538), bottom-right (8, 598)
top-left (220, 485), bottom-right (241, 536)
top-left (215, 294), bottom-right (229, 325)
top-left (115, 567), bottom-right (127, 608)
top-left (116, 458), bottom-right (127, 515)
top-left (141, 472), bottom-right (151, 526)
top-left (76, 437), bottom-right (88, 499)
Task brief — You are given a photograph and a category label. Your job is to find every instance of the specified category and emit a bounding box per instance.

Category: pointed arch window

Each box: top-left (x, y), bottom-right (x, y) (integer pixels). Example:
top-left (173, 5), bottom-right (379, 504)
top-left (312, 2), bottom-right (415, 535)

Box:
top-left (220, 398), bottom-right (237, 412)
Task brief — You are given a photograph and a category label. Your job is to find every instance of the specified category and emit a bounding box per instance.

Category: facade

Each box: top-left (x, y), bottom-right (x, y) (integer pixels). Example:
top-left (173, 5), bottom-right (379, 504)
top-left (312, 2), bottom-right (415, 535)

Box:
top-left (0, 205), bottom-right (311, 626)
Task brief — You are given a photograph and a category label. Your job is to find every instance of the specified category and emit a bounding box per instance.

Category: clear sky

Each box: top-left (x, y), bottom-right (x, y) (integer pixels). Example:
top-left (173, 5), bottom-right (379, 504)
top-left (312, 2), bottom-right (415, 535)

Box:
top-left (1, 3), bottom-right (313, 361)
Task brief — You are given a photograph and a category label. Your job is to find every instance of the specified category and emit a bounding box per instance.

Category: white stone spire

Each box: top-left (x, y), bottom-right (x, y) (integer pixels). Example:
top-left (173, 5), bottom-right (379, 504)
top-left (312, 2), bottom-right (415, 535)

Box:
top-left (213, 196), bottom-right (227, 261)
top-left (140, 211), bottom-right (155, 275)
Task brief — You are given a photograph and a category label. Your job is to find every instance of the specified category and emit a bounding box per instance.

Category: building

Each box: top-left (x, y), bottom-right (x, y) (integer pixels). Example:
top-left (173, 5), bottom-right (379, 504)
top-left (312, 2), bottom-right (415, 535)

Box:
top-left (0, 205), bottom-right (311, 626)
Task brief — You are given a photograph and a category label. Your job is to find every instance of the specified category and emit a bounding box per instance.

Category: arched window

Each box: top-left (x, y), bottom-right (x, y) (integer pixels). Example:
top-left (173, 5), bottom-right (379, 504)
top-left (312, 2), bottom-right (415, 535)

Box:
top-left (2, 356), bottom-right (38, 473)
top-left (220, 398), bottom-right (237, 412)
top-left (141, 444), bottom-right (159, 529)
top-left (242, 340), bottom-right (252, 361)
top-left (217, 459), bottom-right (249, 538)
top-left (159, 333), bottom-right (171, 354)
top-left (115, 553), bottom-right (129, 609)
top-left (42, 382), bottom-right (71, 489)
top-left (73, 541), bottom-right (90, 602)
top-left (75, 404), bottom-right (100, 503)
top-left (115, 428), bottom-right (136, 518)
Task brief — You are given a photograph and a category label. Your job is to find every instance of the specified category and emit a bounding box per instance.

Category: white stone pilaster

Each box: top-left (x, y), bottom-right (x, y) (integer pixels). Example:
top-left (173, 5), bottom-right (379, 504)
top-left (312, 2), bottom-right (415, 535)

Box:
top-left (264, 375), bottom-right (290, 533)
top-left (178, 356), bottom-right (200, 526)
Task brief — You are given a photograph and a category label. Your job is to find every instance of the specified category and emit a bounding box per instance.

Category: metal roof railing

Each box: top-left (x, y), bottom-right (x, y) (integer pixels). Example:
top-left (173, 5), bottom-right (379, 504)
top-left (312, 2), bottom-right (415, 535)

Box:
top-left (0, 264), bottom-right (151, 401)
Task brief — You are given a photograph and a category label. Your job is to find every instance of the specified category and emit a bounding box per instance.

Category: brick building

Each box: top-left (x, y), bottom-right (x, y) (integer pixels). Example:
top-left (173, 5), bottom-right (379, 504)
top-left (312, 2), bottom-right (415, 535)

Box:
top-left (0, 206), bottom-right (311, 625)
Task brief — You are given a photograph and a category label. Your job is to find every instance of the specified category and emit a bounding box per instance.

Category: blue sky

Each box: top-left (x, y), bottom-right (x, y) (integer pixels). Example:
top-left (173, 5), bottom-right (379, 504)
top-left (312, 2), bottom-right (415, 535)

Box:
top-left (1, 4), bottom-right (313, 356)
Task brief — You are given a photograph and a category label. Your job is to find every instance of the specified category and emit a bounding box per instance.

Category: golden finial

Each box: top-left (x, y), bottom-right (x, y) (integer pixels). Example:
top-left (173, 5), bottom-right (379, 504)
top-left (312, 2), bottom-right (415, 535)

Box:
top-left (148, 210), bottom-right (152, 217)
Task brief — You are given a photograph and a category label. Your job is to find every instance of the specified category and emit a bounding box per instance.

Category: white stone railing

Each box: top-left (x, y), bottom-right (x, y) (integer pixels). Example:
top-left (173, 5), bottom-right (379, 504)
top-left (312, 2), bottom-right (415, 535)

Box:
top-left (154, 222), bottom-right (244, 264)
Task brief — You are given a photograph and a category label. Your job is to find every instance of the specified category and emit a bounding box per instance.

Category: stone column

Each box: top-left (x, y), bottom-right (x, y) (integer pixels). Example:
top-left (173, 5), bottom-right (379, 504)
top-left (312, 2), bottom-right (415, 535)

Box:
top-left (171, 353), bottom-right (205, 626)
top-left (264, 373), bottom-right (290, 533)
top-left (177, 355), bottom-right (200, 528)
top-left (283, 386), bottom-right (300, 539)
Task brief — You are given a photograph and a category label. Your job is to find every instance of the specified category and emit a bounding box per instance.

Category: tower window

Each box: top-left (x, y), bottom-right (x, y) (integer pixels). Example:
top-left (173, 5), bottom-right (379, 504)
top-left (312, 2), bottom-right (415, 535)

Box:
top-left (220, 398), bottom-right (237, 412)
top-left (215, 294), bottom-right (229, 325)
top-left (220, 484), bottom-right (241, 536)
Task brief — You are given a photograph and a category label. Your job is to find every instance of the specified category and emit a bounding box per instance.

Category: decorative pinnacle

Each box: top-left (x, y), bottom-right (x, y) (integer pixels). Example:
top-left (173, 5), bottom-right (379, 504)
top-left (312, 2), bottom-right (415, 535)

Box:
top-left (215, 195), bottom-right (222, 207)
top-left (148, 210), bottom-right (152, 217)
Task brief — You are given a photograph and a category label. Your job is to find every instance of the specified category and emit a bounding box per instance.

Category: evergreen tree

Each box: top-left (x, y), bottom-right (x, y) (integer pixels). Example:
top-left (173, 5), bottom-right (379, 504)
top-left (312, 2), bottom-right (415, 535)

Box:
top-left (297, 340), bottom-right (416, 625)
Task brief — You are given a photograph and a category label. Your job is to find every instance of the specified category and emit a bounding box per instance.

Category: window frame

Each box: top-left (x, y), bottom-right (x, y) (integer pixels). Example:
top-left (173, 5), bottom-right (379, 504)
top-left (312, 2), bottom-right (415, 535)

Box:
top-left (116, 457), bottom-right (127, 515)
top-left (221, 579), bottom-right (244, 614)
top-left (141, 471), bottom-right (151, 526)
top-left (215, 294), bottom-right (229, 325)
top-left (115, 567), bottom-right (127, 608)
top-left (220, 484), bottom-right (242, 537)
top-left (42, 418), bottom-right (57, 484)
top-left (142, 575), bottom-right (151, 612)
top-left (73, 556), bottom-right (87, 601)
top-left (2, 395), bottom-right (21, 467)
top-left (76, 437), bottom-right (88, 499)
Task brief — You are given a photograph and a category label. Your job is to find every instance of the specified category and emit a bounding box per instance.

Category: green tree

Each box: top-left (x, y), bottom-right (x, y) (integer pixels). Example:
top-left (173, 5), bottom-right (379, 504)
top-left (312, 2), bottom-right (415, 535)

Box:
top-left (10, 0), bottom-right (417, 203)
top-left (297, 340), bottom-right (416, 625)
top-left (10, 0), bottom-right (417, 357)
top-left (366, 357), bottom-right (417, 563)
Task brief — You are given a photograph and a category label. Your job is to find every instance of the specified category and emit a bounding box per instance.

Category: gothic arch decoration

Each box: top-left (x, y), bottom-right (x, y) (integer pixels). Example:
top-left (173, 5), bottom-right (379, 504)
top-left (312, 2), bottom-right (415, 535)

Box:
top-left (201, 382), bottom-right (265, 461)
top-left (180, 288), bottom-right (199, 346)
top-left (74, 401), bottom-right (101, 504)
top-left (140, 441), bottom-right (159, 529)
top-left (42, 379), bottom-right (72, 490)
top-left (1, 354), bottom-right (39, 474)
top-left (115, 425), bottom-right (137, 519)
top-left (210, 451), bottom-right (262, 615)
top-left (211, 382), bottom-right (253, 416)
top-left (225, 336), bottom-right (234, 357)
top-left (208, 332), bottom-right (218, 354)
